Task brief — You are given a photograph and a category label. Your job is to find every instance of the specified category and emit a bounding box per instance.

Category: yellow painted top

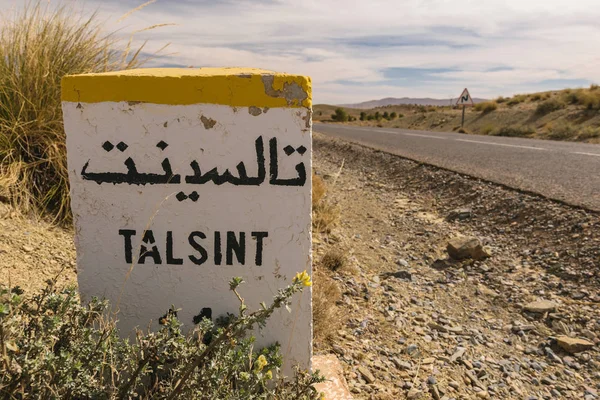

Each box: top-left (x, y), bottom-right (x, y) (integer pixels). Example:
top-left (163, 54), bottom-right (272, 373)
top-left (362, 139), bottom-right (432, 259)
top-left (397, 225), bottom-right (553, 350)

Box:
top-left (61, 67), bottom-right (311, 108)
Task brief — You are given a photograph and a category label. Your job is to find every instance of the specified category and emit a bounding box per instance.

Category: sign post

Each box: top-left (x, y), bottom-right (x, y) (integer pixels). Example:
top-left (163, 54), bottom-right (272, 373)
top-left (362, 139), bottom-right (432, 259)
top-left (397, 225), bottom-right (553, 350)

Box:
top-left (456, 88), bottom-right (474, 128)
top-left (61, 68), bottom-right (313, 372)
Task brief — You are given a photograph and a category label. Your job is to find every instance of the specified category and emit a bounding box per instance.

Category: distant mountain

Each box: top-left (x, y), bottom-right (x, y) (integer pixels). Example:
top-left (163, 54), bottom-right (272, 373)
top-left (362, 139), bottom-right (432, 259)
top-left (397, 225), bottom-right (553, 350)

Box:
top-left (339, 97), bottom-right (488, 109)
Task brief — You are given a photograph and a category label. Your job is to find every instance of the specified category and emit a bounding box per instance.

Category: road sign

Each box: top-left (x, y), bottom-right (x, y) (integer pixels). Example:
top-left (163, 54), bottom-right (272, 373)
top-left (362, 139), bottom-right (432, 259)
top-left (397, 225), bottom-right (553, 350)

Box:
top-left (456, 88), bottom-right (474, 106)
top-left (62, 68), bottom-right (313, 373)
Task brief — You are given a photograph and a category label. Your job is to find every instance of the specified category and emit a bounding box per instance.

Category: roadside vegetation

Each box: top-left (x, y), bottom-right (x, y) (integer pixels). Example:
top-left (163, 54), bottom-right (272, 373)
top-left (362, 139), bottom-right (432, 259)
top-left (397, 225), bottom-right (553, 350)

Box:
top-left (0, 277), bottom-right (323, 399)
top-left (0, 0), bottom-right (166, 224)
top-left (314, 84), bottom-right (600, 143)
top-left (0, 2), bottom-right (327, 397)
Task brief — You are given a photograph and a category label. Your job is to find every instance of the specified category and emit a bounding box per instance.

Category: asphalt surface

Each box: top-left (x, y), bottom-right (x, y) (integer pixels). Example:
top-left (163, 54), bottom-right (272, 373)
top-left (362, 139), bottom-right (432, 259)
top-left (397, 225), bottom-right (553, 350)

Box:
top-left (314, 123), bottom-right (600, 211)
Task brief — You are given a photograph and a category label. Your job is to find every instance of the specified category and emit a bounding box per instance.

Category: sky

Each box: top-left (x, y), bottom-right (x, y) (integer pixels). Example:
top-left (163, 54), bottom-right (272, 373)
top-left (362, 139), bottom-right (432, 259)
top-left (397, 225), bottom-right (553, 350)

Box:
top-left (3, 0), bottom-right (600, 104)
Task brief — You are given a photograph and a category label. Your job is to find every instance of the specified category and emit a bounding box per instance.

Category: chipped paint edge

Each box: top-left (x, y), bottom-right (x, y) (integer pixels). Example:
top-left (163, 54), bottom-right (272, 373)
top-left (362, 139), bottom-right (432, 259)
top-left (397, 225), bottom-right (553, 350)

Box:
top-left (61, 68), bottom-right (312, 108)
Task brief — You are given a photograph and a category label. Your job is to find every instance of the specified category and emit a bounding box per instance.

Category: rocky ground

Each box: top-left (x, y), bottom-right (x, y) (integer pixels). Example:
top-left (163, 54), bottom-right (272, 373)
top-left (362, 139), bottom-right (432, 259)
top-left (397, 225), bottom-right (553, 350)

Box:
top-left (312, 132), bottom-right (600, 399)
top-left (1, 132), bottom-right (599, 400)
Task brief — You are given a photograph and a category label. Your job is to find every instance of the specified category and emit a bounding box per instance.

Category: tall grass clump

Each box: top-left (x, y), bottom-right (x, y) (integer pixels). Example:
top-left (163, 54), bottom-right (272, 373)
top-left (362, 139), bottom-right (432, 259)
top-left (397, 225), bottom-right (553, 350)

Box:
top-left (535, 98), bottom-right (565, 116)
top-left (0, 1), bottom-right (164, 223)
top-left (312, 172), bottom-right (339, 233)
top-left (474, 101), bottom-right (497, 114)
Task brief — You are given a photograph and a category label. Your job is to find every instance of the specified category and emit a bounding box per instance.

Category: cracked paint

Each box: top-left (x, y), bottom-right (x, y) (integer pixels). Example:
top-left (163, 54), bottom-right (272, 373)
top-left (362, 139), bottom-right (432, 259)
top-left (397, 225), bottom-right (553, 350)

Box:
top-left (62, 70), bottom-right (313, 375)
top-left (261, 75), bottom-right (309, 107)
top-left (200, 115), bottom-right (217, 129)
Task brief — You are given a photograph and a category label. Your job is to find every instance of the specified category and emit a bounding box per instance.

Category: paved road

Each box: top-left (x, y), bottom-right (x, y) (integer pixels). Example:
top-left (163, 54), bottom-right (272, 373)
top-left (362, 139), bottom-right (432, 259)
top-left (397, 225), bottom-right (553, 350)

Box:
top-left (314, 123), bottom-right (600, 211)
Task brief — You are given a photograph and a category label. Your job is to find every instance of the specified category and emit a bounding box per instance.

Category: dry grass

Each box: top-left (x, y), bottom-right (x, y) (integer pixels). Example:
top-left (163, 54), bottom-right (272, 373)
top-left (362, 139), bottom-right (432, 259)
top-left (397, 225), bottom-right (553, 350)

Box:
top-left (493, 126), bottom-right (534, 138)
top-left (312, 269), bottom-right (341, 342)
top-left (474, 101), bottom-right (498, 114)
top-left (312, 173), bottom-right (339, 233)
top-left (320, 250), bottom-right (347, 272)
top-left (563, 88), bottom-right (600, 110)
top-left (0, 1), bottom-right (165, 224)
top-left (535, 98), bottom-right (565, 116)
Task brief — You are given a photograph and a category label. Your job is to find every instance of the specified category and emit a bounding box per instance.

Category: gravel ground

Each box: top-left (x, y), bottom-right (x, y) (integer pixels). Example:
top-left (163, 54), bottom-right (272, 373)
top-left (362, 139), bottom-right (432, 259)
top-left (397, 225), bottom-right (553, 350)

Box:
top-left (312, 132), bottom-right (600, 400)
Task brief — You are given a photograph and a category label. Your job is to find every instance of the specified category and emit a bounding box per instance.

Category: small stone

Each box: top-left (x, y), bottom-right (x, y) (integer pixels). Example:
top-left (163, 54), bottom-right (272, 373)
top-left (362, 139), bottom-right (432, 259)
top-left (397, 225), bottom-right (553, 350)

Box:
top-left (449, 380), bottom-right (460, 390)
top-left (357, 366), bottom-right (376, 384)
top-left (581, 329), bottom-right (597, 341)
top-left (390, 270), bottom-right (412, 280)
top-left (556, 336), bottom-right (594, 354)
top-left (392, 358), bottom-right (412, 370)
top-left (447, 236), bottom-right (491, 260)
top-left (396, 258), bottom-right (409, 267)
top-left (427, 376), bottom-right (437, 385)
top-left (407, 388), bottom-right (422, 399)
top-left (541, 376), bottom-right (556, 385)
top-left (446, 208), bottom-right (472, 221)
top-left (406, 344), bottom-right (419, 356)
top-left (422, 357), bottom-right (435, 365)
top-left (450, 347), bottom-right (467, 363)
top-left (524, 300), bottom-right (558, 313)
top-left (22, 245), bottom-right (34, 252)
top-left (430, 384), bottom-right (441, 400)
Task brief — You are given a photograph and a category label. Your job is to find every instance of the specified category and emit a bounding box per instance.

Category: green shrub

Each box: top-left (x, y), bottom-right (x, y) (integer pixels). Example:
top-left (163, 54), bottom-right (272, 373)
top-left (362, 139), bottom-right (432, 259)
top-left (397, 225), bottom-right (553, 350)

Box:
top-left (0, 1), bottom-right (164, 224)
top-left (493, 126), bottom-right (534, 137)
top-left (382, 111), bottom-right (390, 120)
top-left (495, 96), bottom-right (506, 104)
top-left (359, 111), bottom-right (366, 121)
top-left (474, 101), bottom-right (498, 114)
top-left (0, 277), bottom-right (323, 399)
top-left (535, 98), bottom-right (565, 116)
top-left (331, 108), bottom-right (349, 122)
top-left (390, 112), bottom-right (397, 119)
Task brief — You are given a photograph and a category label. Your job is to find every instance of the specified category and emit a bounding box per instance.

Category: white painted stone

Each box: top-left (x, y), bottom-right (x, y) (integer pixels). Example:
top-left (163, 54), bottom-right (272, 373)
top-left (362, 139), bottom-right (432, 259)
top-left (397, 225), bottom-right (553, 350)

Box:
top-left (62, 101), bottom-right (312, 371)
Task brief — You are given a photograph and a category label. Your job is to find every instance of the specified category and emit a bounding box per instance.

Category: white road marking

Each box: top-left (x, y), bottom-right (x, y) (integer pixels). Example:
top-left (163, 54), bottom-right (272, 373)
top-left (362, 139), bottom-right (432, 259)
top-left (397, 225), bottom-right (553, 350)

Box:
top-left (319, 125), bottom-right (600, 156)
top-left (572, 151), bottom-right (600, 157)
top-left (331, 125), bottom-right (447, 139)
top-left (455, 138), bottom-right (548, 151)
top-left (380, 130), bottom-right (446, 139)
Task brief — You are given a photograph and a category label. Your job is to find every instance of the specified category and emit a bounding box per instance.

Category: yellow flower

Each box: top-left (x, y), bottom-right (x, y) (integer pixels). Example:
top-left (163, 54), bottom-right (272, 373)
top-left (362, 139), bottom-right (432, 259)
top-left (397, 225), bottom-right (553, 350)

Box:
top-left (293, 270), bottom-right (312, 287)
top-left (255, 355), bottom-right (267, 371)
top-left (265, 370), bottom-right (273, 380)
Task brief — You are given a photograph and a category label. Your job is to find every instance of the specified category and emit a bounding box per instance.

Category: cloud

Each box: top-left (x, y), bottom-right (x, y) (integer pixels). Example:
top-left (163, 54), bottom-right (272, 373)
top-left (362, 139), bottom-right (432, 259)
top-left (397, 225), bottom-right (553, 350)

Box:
top-left (1, 0), bottom-right (598, 103)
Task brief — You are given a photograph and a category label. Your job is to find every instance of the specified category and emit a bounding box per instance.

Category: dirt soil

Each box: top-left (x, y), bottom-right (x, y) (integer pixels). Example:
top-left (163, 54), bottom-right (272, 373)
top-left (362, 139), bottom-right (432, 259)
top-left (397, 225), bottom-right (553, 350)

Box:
top-left (312, 132), bottom-right (599, 399)
top-left (1, 133), bottom-right (599, 400)
top-left (0, 203), bottom-right (76, 292)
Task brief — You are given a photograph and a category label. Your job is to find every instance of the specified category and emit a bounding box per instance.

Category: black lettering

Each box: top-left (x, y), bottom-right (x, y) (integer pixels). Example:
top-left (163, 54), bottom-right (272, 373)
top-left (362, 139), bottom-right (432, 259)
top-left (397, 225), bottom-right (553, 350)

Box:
top-left (226, 231), bottom-right (245, 265)
top-left (119, 229), bottom-right (136, 263)
top-left (166, 231), bottom-right (183, 265)
top-left (139, 230), bottom-right (162, 264)
top-left (214, 231), bottom-right (222, 265)
top-left (188, 231), bottom-right (208, 265)
top-left (251, 231), bottom-right (268, 266)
